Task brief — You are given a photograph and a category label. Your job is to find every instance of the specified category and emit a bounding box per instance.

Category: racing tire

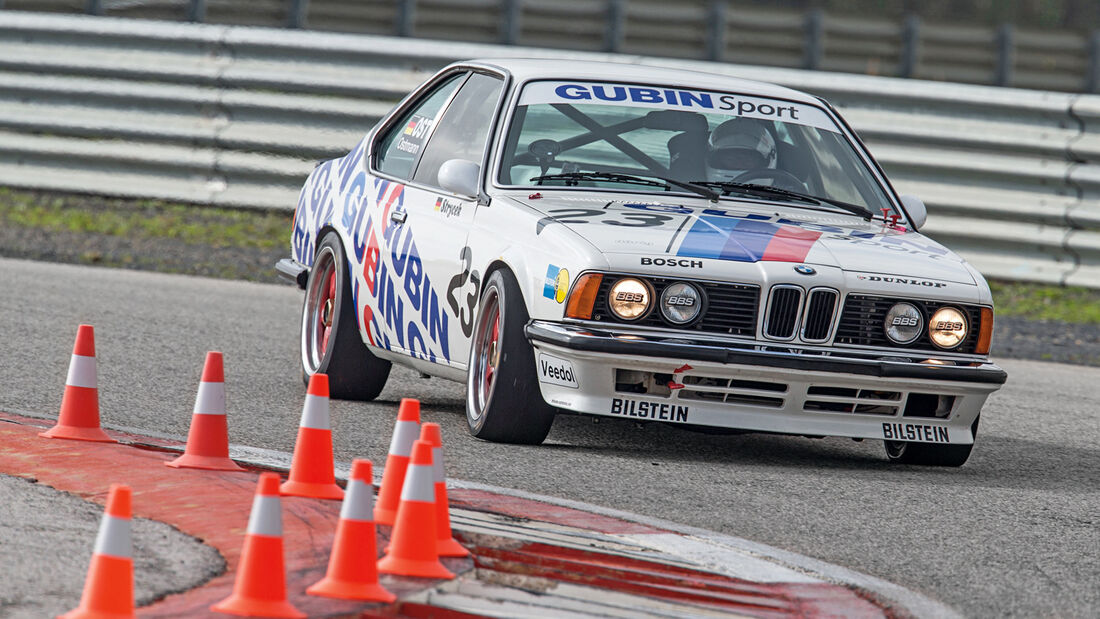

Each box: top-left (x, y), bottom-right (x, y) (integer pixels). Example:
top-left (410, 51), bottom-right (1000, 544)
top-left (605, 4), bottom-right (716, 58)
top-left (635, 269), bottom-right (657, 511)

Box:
top-left (300, 233), bottom-right (391, 400)
top-left (884, 415), bottom-right (979, 467)
top-left (466, 269), bottom-right (556, 444)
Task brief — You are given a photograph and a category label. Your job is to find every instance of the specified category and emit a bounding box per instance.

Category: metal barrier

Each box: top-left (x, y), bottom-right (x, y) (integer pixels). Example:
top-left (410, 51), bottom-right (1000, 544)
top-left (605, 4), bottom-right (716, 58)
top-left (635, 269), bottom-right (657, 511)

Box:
top-left (3, 0), bottom-right (1100, 93)
top-left (0, 11), bottom-right (1098, 287)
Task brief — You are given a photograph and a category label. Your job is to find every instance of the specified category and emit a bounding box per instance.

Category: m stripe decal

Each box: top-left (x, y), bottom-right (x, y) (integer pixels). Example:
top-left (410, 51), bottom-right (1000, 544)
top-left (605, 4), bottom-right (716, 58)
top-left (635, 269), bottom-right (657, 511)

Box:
top-left (676, 216), bottom-right (821, 263)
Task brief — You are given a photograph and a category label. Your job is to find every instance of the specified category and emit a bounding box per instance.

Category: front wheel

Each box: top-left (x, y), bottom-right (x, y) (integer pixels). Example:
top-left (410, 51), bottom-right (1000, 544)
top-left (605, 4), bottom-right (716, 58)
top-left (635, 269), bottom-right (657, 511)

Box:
top-left (301, 233), bottom-right (391, 400)
top-left (884, 415), bottom-right (979, 467)
top-left (466, 269), bottom-right (555, 444)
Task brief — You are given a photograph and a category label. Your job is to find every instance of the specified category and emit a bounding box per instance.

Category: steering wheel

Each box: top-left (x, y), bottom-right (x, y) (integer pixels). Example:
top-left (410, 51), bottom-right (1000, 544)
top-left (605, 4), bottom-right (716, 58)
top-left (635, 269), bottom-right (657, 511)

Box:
top-left (733, 168), bottom-right (805, 192)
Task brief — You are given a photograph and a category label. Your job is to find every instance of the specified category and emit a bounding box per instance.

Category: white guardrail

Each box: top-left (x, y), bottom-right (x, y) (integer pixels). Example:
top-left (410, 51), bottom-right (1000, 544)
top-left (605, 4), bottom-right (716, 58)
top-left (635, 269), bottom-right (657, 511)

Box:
top-left (1, 11), bottom-right (1099, 287)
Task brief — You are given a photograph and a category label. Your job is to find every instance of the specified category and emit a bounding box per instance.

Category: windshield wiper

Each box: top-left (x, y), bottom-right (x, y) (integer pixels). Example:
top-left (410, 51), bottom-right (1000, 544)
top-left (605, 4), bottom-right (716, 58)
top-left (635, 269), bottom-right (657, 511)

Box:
top-left (531, 171), bottom-right (719, 201)
top-left (691, 181), bottom-right (875, 221)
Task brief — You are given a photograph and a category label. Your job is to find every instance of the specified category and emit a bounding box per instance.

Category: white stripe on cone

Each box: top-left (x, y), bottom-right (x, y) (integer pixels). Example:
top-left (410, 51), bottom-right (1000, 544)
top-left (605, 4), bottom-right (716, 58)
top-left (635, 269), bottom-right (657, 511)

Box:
top-left (65, 354), bottom-right (97, 389)
top-left (246, 495), bottom-right (283, 537)
top-left (399, 465), bottom-right (435, 503)
top-left (192, 381), bottom-right (226, 416)
top-left (298, 394), bottom-right (330, 430)
top-left (339, 478), bottom-right (374, 522)
top-left (388, 420), bottom-right (418, 456)
top-left (92, 514), bottom-right (131, 559)
top-left (431, 447), bottom-right (445, 483)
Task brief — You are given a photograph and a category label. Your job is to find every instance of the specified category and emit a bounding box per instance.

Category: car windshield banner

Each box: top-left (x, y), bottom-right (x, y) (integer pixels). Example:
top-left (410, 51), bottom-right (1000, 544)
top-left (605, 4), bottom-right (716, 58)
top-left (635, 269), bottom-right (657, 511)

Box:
top-left (518, 80), bottom-right (839, 133)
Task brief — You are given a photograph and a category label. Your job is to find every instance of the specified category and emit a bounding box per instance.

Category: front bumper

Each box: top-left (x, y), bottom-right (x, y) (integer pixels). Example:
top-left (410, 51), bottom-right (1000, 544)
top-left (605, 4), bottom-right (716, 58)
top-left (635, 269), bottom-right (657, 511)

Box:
top-left (526, 321), bottom-right (1006, 444)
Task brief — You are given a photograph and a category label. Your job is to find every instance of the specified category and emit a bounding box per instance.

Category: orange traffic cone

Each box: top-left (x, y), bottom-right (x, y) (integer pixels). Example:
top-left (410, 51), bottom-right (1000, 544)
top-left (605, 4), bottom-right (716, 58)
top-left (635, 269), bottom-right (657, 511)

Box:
top-left (280, 373), bottom-right (343, 500)
top-left (60, 483), bottom-right (134, 618)
top-left (374, 398), bottom-right (421, 525)
top-left (377, 439), bottom-right (454, 580)
top-left (167, 352), bottom-right (244, 471)
top-left (419, 423), bottom-right (469, 557)
top-left (41, 324), bottom-right (115, 443)
top-left (306, 459), bottom-right (395, 603)
top-left (212, 473), bottom-right (305, 618)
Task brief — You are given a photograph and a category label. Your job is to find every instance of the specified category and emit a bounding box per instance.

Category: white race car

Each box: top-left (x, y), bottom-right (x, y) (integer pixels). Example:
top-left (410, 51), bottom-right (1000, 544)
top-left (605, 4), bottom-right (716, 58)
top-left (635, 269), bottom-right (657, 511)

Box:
top-left (278, 59), bottom-right (1006, 466)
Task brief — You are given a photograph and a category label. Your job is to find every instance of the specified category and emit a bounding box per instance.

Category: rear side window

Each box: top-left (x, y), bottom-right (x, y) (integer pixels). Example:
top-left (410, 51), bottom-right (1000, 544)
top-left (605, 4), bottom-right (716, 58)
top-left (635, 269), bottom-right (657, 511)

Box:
top-left (412, 72), bottom-right (504, 187)
top-left (375, 73), bottom-right (464, 180)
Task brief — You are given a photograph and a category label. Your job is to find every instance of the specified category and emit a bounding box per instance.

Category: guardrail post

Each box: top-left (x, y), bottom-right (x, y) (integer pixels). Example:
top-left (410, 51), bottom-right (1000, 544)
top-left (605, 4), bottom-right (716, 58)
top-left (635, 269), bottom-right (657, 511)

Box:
top-left (899, 14), bottom-right (920, 78)
top-left (1088, 30), bottom-right (1100, 93)
top-left (706, 0), bottom-right (728, 62)
top-left (396, 0), bottom-right (416, 37)
top-left (604, 0), bottom-right (625, 53)
top-left (500, 0), bottom-right (522, 45)
top-left (995, 23), bottom-right (1015, 87)
top-left (803, 8), bottom-right (824, 71)
top-left (85, 0), bottom-right (103, 16)
top-left (286, 0), bottom-right (309, 28)
top-left (187, 0), bottom-right (207, 22)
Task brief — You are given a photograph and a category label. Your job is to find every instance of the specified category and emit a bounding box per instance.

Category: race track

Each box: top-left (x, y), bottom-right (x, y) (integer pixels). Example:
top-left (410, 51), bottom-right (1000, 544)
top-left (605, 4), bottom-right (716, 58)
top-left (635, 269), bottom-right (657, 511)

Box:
top-left (1, 257), bottom-right (1096, 617)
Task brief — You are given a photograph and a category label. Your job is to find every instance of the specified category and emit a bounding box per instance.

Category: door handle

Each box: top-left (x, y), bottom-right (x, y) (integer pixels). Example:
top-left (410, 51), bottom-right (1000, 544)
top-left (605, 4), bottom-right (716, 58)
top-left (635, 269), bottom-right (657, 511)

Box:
top-left (390, 210), bottom-right (407, 224)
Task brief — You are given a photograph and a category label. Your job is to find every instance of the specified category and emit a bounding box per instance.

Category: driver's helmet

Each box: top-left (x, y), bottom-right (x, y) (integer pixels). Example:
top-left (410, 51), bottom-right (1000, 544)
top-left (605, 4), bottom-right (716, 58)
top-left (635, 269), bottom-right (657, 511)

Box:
top-left (705, 118), bottom-right (777, 183)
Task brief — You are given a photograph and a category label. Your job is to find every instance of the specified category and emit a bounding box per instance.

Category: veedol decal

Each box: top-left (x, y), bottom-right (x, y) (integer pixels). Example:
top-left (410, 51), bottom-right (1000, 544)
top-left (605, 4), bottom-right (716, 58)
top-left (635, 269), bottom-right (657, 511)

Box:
top-left (882, 423), bottom-right (949, 443)
top-left (518, 81), bottom-right (839, 133)
top-left (610, 398), bottom-right (690, 423)
top-left (537, 353), bottom-right (578, 388)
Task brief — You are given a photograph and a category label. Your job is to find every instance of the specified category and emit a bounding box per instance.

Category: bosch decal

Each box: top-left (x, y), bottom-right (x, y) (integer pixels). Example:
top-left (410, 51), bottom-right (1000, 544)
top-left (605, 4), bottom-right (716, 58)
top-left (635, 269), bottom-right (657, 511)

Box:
top-left (641, 257), bottom-right (702, 268)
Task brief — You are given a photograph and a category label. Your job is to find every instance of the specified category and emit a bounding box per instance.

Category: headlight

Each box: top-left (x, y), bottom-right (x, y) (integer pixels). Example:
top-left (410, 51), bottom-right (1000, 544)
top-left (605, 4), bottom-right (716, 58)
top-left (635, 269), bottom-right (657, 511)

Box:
top-left (607, 278), bottom-right (651, 320)
top-left (929, 307), bottom-right (968, 349)
top-left (660, 282), bottom-right (703, 324)
top-left (884, 302), bottom-right (922, 344)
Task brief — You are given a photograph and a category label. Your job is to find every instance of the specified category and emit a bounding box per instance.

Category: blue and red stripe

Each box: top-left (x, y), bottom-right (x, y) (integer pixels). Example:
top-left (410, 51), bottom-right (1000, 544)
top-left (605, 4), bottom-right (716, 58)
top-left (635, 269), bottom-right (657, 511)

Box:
top-left (676, 216), bottom-right (821, 263)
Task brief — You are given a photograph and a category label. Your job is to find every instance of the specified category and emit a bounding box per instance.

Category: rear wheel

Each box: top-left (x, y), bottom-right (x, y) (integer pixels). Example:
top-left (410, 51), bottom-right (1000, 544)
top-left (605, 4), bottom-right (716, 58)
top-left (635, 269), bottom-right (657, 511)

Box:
top-left (884, 415), bottom-right (979, 467)
top-left (301, 233), bottom-right (390, 400)
top-left (466, 269), bottom-right (555, 444)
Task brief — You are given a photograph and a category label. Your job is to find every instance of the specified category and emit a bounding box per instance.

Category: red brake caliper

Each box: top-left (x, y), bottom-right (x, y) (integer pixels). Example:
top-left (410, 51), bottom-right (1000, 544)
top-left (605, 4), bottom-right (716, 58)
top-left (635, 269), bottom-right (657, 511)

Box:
top-left (483, 312), bottom-right (500, 395)
top-left (320, 268), bottom-right (336, 354)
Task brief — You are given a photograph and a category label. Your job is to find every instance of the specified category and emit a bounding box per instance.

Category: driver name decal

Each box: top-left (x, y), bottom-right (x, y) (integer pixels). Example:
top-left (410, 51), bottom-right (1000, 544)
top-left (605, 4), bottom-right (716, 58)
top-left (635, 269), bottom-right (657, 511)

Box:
top-left (518, 81), bottom-right (839, 132)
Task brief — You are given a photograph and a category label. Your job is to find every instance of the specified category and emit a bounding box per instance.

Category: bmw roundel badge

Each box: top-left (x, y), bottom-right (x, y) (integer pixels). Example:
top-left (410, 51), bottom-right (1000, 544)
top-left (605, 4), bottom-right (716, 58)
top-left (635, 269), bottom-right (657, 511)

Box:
top-left (794, 265), bottom-right (816, 275)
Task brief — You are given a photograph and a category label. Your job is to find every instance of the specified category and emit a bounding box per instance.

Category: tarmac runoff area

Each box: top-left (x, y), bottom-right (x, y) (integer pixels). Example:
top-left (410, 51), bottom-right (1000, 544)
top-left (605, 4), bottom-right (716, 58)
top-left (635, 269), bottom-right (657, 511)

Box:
top-left (0, 411), bottom-right (958, 618)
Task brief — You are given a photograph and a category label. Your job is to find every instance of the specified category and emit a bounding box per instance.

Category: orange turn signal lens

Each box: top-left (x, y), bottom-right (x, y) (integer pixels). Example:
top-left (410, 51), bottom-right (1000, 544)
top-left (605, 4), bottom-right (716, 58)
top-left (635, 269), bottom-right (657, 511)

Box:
top-left (565, 273), bottom-right (603, 320)
top-left (976, 307), bottom-right (994, 354)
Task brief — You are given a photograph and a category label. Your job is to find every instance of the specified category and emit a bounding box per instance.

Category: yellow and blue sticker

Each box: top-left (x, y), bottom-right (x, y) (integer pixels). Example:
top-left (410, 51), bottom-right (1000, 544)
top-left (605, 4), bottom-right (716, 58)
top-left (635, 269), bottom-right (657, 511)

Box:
top-left (544, 265), bottom-right (570, 303)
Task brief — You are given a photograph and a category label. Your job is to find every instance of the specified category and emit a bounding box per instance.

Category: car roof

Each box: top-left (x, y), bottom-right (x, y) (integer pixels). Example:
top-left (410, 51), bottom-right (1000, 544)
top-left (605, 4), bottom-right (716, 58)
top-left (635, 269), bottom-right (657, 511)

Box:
top-left (465, 58), bottom-right (823, 105)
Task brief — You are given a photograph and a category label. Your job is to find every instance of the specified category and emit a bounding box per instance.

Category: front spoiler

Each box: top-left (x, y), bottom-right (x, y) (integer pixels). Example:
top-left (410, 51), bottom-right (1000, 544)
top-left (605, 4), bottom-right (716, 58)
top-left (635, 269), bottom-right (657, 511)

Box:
top-left (525, 321), bottom-right (1007, 385)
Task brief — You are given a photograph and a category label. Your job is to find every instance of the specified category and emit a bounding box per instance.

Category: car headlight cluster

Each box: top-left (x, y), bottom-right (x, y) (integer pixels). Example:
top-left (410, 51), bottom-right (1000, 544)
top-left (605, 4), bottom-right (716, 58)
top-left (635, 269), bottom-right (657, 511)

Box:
top-left (602, 277), bottom-right (705, 325)
top-left (883, 302), bottom-right (968, 349)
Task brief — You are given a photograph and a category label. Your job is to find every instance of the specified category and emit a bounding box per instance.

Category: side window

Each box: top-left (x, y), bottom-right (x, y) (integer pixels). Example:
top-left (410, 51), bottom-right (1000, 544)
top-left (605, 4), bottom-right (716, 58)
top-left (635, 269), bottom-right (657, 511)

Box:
top-left (412, 72), bottom-right (504, 187)
top-left (375, 74), bottom-right (464, 180)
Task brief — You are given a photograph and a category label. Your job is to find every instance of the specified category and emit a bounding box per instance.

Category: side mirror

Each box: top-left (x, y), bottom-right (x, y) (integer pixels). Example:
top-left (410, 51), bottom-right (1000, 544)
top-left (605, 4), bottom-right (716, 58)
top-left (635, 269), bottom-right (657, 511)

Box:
top-left (899, 195), bottom-right (927, 229)
top-left (438, 159), bottom-right (480, 199)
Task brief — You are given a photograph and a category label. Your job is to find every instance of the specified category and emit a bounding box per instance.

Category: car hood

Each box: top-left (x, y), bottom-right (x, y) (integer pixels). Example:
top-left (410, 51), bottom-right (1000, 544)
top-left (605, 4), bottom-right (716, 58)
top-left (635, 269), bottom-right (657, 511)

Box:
top-left (517, 193), bottom-right (976, 285)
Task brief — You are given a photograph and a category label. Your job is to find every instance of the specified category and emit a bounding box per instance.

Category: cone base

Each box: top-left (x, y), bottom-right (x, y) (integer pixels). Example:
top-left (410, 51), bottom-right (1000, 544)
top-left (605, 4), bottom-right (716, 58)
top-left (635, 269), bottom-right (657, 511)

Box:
top-left (438, 537), bottom-right (470, 557)
top-left (377, 555), bottom-right (454, 580)
top-left (280, 479), bottom-right (344, 501)
top-left (58, 607), bottom-right (134, 619)
top-left (166, 453), bottom-right (245, 472)
top-left (373, 507), bottom-right (396, 526)
top-left (210, 594), bottom-right (305, 619)
top-left (40, 425), bottom-right (116, 443)
top-left (306, 576), bottom-right (396, 603)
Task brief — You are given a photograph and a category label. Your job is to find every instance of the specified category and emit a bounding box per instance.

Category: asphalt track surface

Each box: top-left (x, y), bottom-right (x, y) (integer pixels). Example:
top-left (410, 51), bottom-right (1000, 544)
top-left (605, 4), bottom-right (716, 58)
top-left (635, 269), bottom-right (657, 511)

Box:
top-left (1, 257), bottom-right (1097, 618)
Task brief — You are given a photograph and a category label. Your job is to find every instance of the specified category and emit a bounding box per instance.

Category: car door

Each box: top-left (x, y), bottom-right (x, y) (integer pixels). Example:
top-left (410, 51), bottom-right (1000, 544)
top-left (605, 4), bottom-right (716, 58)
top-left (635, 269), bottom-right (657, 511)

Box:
top-left (361, 70), bottom-right (506, 372)
top-left (399, 71), bottom-right (506, 370)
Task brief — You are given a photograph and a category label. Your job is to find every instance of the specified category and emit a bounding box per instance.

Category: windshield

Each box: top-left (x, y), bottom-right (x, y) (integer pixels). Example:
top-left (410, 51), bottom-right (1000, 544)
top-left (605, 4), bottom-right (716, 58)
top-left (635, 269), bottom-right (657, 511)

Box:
top-left (497, 80), bottom-right (893, 215)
